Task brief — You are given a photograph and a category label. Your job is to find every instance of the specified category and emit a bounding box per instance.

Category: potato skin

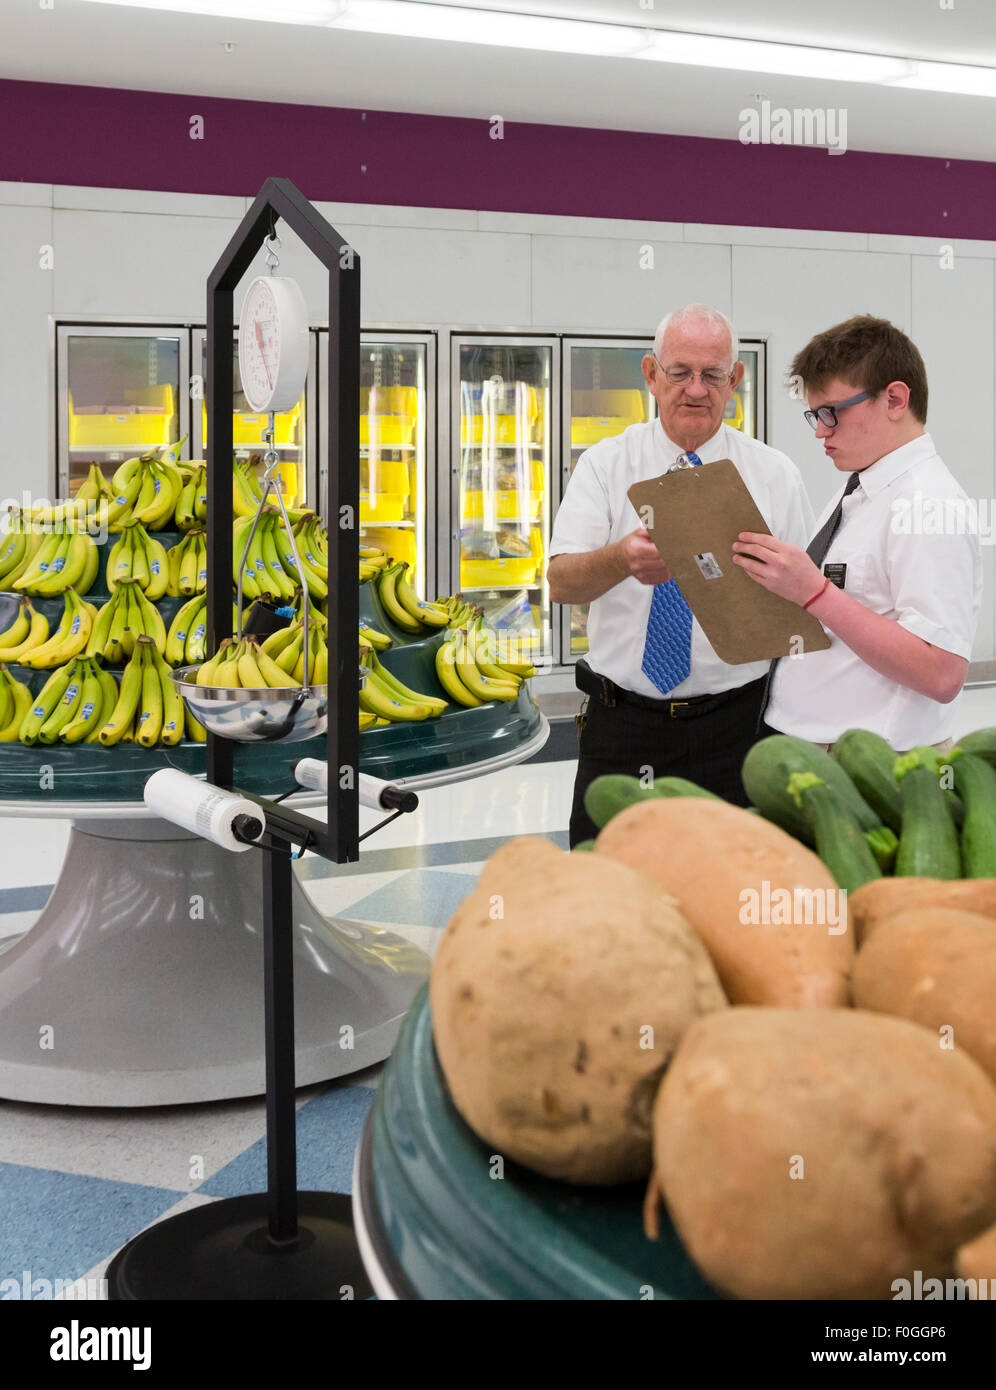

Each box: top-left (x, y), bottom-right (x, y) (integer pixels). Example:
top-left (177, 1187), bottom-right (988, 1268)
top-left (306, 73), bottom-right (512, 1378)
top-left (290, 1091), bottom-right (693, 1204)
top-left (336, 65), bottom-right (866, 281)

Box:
top-left (853, 908), bottom-right (996, 1085)
top-left (430, 836), bottom-right (727, 1185)
top-left (849, 878), bottom-right (996, 946)
top-left (956, 1222), bottom-right (996, 1283)
top-left (650, 1007), bottom-right (996, 1300)
top-left (594, 799), bottom-right (852, 1007)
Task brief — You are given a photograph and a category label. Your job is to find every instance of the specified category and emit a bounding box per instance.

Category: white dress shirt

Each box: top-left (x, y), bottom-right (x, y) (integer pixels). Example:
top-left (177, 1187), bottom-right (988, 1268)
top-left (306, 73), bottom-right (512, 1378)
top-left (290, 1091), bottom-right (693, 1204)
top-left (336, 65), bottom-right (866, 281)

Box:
top-left (550, 420), bottom-right (816, 698)
top-left (766, 432), bottom-right (982, 747)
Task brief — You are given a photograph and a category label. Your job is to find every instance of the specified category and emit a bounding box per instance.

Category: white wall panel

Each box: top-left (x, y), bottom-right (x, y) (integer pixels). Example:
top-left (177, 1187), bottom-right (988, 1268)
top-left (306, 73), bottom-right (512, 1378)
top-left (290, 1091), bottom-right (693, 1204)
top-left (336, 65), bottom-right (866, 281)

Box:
top-left (732, 244), bottom-right (911, 515)
top-left (912, 253), bottom-right (994, 662)
top-left (0, 204), bottom-right (55, 501)
top-left (531, 236), bottom-right (730, 332)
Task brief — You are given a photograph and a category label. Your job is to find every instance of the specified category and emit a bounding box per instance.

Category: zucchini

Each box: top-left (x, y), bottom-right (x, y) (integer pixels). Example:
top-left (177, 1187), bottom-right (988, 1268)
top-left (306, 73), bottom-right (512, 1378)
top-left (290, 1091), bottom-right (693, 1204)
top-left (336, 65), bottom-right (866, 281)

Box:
top-left (954, 727), bottom-right (996, 768)
top-left (571, 839), bottom-right (596, 853)
top-left (787, 772), bottom-right (882, 893)
top-left (583, 773), bottom-right (719, 830)
top-left (949, 751), bottom-right (996, 878)
top-left (832, 729), bottom-right (902, 833)
top-left (893, 747), bottom-right (962, 879)
top-left (742, 734), bottom-right (884, 845)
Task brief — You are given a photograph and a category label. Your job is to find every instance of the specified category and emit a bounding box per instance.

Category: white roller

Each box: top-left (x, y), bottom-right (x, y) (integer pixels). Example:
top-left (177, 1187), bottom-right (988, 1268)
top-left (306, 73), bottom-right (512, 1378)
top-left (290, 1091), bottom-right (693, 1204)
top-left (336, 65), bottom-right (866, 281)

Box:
top-left (292, 760), bottom-right (417, 813)
top-left (144, 769), bottom-right (265, 853)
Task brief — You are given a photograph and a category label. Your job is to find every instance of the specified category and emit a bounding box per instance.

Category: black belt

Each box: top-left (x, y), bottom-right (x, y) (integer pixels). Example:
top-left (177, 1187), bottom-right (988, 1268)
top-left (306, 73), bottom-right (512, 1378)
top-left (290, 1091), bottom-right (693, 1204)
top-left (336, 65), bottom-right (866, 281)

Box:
top-left (575, 659), bottom-right (764, 719)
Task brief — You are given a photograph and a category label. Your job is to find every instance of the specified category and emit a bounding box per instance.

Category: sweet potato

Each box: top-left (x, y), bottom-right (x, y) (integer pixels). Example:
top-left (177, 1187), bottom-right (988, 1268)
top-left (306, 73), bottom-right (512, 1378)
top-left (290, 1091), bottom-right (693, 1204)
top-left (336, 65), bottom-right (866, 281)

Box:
top-left (853, 907), bottom-right (996, 1084)
top-left (956, 1222), bottom-right (996, 1284)
top-left (849, 877), bottom-right (996, 945)
top-left (646, 1007), bottom-right (996, 1300)
top-left (430, 835), bottom-right (727, 1185)
top-left (594, 798), bottom-right (852, 1007)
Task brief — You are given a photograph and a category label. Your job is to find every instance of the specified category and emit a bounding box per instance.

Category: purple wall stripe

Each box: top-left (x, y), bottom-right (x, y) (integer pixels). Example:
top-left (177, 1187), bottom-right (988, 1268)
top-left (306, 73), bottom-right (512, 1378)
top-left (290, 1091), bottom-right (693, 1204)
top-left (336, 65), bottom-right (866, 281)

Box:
top-left (2, 78), bottom-right (994, 240)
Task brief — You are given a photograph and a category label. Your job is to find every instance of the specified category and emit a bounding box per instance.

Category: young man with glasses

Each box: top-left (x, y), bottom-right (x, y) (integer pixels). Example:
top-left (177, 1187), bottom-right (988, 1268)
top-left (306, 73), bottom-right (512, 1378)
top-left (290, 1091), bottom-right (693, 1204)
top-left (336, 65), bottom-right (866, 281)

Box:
top-left (549, 303), bottom-right (815, 846)
top-left (733, 314), bottom-right (982, 753)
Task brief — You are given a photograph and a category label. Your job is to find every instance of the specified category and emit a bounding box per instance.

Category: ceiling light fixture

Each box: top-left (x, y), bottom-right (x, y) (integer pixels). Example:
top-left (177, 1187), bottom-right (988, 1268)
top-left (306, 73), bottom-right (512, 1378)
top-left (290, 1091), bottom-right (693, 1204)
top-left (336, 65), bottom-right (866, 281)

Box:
top-left (79, 0), bottom-right (996, 99)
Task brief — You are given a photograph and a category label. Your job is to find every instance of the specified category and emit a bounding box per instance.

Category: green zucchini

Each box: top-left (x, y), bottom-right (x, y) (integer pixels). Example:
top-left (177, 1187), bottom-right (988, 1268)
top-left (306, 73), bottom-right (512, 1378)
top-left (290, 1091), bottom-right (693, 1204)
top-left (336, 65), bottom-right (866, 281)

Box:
top-left (742, 734), bottom-right (884, 845)
top-left (954, 727), bottom-right (996, 768)
top-left (571, 839), bottom-right (596, 853)
top-left (949, 751), bottom-right (996, 878)
top-left (787, 772), bottom-right (882, 893)
top-left (831, 729), bottom-right (902, 833)
top-left (583, 773), bottom-right (719, 830)
top-left (893, 747), bottom-right (962, 879)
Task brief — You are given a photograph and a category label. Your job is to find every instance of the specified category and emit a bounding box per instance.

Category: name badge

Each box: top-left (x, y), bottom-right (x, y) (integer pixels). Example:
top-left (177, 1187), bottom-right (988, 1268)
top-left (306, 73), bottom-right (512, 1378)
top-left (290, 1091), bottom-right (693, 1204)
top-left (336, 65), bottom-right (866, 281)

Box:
top-left (823, 562), bottom-right (847, 589)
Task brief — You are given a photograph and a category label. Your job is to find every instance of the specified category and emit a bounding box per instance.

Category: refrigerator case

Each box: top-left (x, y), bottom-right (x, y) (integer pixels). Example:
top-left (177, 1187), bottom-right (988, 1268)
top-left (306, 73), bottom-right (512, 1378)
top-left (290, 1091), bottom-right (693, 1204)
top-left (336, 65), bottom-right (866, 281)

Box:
top-left (191, 329), bottom-right (315, 508)
top-left (57, 327), bottom-right (189, 497)
top-left (560, 339), bottom-right (766, 663)
top-left (319, 332), bottom-right (435, 598)
top-left (451, 337), bottom-right (558, 663)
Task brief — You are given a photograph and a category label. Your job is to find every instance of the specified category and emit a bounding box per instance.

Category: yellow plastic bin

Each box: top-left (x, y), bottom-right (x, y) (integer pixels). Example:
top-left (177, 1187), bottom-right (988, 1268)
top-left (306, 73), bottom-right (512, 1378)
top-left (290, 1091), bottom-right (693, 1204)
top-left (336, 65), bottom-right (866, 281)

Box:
top-left (570, 389), bottom-right (646, 447)
top-left (461, 527), bottom-right (541, 587)
top-left (69, 385), bottom-right (176, 448)
top-left (362, 526), bottom-right (418, 568)
top-left (361, 386), bottom-right (417, 447)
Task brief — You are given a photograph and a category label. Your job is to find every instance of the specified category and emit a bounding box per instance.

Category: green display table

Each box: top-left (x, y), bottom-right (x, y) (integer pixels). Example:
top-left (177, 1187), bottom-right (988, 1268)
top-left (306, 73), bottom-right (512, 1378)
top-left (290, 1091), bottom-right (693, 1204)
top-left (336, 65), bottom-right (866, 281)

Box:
top-left (352, 986), bottom-right (720, 1300)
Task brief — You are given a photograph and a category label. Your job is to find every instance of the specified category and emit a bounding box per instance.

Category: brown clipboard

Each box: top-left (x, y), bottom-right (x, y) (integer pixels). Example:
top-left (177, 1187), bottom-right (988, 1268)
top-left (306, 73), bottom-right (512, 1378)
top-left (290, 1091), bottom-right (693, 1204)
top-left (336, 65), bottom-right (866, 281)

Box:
top-left (627, 459), bottom-right (831, 664)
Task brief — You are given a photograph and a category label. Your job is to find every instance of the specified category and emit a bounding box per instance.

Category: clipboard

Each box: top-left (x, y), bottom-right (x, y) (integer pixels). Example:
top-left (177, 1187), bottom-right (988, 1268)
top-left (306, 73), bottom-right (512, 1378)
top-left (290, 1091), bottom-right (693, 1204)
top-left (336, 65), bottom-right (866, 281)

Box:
top-left (627, 459), bottom-right (831, 664)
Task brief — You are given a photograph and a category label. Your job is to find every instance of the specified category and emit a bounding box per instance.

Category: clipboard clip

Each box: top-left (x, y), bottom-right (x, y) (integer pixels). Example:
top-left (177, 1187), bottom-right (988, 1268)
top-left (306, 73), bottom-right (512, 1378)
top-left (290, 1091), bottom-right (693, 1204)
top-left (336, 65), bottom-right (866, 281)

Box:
top-left (668, 453), bottom-right (699, 473)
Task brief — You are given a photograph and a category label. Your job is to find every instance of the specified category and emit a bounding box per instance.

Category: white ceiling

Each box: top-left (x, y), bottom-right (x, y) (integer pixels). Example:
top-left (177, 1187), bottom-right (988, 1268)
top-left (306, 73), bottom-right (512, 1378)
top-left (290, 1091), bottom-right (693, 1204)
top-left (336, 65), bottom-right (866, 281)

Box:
top-left (2, 0), bottom-right (996, 161)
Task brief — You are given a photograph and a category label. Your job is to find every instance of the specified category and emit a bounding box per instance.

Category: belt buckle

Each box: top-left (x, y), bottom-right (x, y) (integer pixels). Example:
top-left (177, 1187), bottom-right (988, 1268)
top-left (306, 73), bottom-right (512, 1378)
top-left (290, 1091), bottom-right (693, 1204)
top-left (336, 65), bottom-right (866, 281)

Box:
top-left (669, 700), bottom-right (689, 717)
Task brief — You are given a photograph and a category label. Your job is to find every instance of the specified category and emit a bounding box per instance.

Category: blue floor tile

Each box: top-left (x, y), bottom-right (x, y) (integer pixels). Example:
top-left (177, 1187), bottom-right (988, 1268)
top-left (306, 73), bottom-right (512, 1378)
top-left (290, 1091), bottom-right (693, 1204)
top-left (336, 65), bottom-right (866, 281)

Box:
top-left (196, 1085), bottom-right (375, 1199)
top-left (340, 868), bottom-right (479, 928)
top-left (0, 1162), bottom-right (185, 1285)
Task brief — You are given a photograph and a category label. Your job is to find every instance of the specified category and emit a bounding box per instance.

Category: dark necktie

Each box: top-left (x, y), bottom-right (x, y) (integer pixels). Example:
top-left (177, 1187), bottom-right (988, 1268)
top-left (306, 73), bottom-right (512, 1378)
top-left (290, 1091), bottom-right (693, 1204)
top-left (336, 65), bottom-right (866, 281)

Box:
top-left (757, 471), bottom-right (861, 727)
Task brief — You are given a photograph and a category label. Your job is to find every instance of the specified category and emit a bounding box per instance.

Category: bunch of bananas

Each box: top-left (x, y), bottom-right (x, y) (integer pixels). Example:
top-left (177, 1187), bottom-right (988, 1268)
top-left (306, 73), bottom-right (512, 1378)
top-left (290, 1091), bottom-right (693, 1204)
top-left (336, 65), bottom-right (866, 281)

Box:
top-left (0, 665), bottom-right (33, 742)
top-left (21, 464), bottom-right (114, 528)
top-left (165, 530), bottom-right (207, 598)
top-left (0, 596), bottom-right (49, 662)
top-left (101, 443), bottom-right (187, 533)
top-left (14, 589), bottom-right (96, 670)
top-left (174, 463), bottom-right (208, 531)
top-left (359, 545), bottom-right (389, 583)
top-left (358, 643), bottom-right (447, 725)
top-left (90, 636), bottom-right (184, 746)
top-left (17, 655), bottom-right (118, 745)
top-left (234, 510), bottom-right (298, 602)
top-left (0, 520), bottom-right (45, 590)
top-left (232, 457), bottom-right (265, 519)
top-left (434, 593), bottom-right (482, 629)
top-left (257, 616), bottom-right (328, 685)
top-left (4, 527), bottom-right (99, 598)
top-left (87, 579), bottom-right (166, 663)
top-left (281, 513), bottom-right (329, 601)
top-left (377, 562), bottom-right (449, 633)
top-left (165, 593), bottom-right (208, 667)
top-left (194, 635), bottom-right (308, 689)
top-left (359, 618), bottom-right (391, 651)
top-left (434, 625), bottom-right (532, 708)
top-left (105, 521), bottom-right (170, 599)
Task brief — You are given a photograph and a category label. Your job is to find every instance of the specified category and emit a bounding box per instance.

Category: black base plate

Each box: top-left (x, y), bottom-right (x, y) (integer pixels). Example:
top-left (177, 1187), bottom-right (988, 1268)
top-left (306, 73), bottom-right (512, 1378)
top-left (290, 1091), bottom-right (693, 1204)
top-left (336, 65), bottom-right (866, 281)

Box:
top-left (106, 1192), bottom-right (373, 1300)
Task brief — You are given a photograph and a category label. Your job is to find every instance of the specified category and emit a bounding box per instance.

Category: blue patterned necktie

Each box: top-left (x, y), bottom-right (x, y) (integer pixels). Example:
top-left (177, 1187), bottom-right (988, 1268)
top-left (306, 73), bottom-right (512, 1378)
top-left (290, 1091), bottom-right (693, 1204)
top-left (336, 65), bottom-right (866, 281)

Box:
top-left (640, 451), bottom-right (702, 695)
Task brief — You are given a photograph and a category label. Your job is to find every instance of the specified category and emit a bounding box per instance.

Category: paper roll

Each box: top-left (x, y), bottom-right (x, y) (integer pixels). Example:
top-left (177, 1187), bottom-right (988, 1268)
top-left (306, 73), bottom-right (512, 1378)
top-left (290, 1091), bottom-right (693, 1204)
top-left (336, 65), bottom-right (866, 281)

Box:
top-left (144, 769), bottom-right (264, 854)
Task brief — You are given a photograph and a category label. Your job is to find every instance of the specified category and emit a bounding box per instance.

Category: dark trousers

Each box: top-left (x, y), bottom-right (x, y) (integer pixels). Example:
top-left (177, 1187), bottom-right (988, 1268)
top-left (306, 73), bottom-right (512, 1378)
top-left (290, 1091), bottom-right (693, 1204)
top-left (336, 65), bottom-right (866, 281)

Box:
top-left (568, 677), bottom-right (767, 846)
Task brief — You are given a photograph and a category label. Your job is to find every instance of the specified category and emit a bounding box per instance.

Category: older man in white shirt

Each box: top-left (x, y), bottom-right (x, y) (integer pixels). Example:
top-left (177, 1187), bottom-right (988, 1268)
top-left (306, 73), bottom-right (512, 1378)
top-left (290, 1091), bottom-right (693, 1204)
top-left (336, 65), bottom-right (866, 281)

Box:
top-left (734, 315), bottom-right (981, 752)
top-left (549, 303), bottom-right (815, 846)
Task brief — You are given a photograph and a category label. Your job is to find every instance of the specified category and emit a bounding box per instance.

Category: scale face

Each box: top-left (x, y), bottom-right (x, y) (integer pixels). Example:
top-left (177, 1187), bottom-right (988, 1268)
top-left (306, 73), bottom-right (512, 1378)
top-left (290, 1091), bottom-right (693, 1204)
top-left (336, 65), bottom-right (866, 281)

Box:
top-left (238, 275), bottom-right (310, 414)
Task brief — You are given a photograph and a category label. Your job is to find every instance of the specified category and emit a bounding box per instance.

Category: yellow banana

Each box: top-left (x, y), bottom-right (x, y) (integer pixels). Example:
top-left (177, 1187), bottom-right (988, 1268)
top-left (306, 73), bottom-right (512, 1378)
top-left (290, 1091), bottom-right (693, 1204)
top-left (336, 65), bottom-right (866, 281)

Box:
top-left (0, 528), bottom-right (27, 582)
top-left (0, 598), bottom-right (32, 655)
top-left (358, 621), bottom-right (392, 652)
top-left (166, 593), bottom-right (205, 667)
top-left (98, 645), bottom-right (145, 745)
top-left (359, 710), bottom-right (377, 730)
top-left (75, 531), bottom-right (101, 595)
top-left (13, 528), bottom-right (64, 592)
top-left (194, 640), bottom-right (230, 686)
top-left (211, 640), bottom-right (244, 688)
top-left (62, 659), bottom-right (105, 744)
top-left (194, 531), bottom-right (208, 595)
top-left (454, 629), bottom-right (518, 702)
top-left (0, 531), bottom-right (44, 588)
top-left (19, 660), bottom-right (78, 744)
top-left (102, 588), bottom-right (130, 665)
top-left (395, 564), bottom-right (449, 627)
top-left (134, 585), bottom-right (167, 655)
top-left (140, 527), bottom-right (170, 600)
top-left (434, 637), bottom-right (483, 708)
top-left (165, 539), bottom-right (183, 596)
top-left (153, 646), bottom-right (184, 745)
top-left (0, 668), bottom-right (33, 741)
top-left (130, 524), bottom-right (151, 590)
top-left (178, 532), bottom-right (199, 596)
top-left (184, 706), bottom-right (207, 742)
top-left (261, 622), bottom-right (299, 659)
top-left (136, 641), bottom-right (163, 746)
top-left (377, 565), bottom-right (423, 633)
top-left (358, 668), bottom-right (433, 722)
top-left (252, 640), bottom-right (302, 688)
top-left (184, 599), bottom-right (209, 665)
top-left (85, 660), bottom-right (120, 743)
top-left (119, 582), bottom-right (141, 659)
top-left (38, 658), bottom-right (87, 743)
top-left (368, 650), bottom-right (446, 712)
top-left (174, 469), bottom-right (198, 531)
top-left (236, 641), bottom-right (267, 690)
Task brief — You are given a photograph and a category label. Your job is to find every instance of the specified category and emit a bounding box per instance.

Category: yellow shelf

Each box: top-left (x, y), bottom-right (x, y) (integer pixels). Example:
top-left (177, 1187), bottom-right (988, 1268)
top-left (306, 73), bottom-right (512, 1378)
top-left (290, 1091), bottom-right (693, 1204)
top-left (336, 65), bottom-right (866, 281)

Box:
top-left (69, 385), bottom-right (176, 448)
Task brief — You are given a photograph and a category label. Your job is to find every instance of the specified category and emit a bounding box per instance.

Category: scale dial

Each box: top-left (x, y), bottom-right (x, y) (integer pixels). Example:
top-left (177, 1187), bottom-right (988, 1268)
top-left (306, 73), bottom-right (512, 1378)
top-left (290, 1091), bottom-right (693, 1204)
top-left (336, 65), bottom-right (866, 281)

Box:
top-left (237, 276), bottom-right (310, 414)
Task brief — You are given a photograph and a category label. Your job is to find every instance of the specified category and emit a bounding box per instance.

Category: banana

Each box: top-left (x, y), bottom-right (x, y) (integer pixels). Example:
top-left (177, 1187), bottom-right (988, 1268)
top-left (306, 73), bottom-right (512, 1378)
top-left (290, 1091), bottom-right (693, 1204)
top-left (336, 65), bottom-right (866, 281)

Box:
top-left (193, 466), bottom-right (208, 524)
top-left (311, 638), bottom-right (328, 685)
top-left (75, 532), bottom-right (101, 595)
top-left (103, 588), bottom-right (130, 665)
top-left (44, 531), bottom-right (92, 596)
top-left (105, 464), bottom-right (144, 528)
top-left (194, 640), bottom-right (230, 686)
top-left (261, 622), bottom-right (299, 659)
top-left (184, 601), bottom-right (209, 665)
top-left (134, 584), bottom-right (167, 655)
top-left (166, 593), bottom-right (205, 667)
top-left (135, 640), bottom-right (163, 746)
top-left (434, 637), bottom-right (483, 708)
top-left (211, 640), bottom-right (244, 688)
top-left (454, 629), bottom-right (518, 702)
top-left (98, 645), bottom-right (145, 745)
top-left (142, 530), bottom-right (170, 601)
top-left (260, 514), bottom-right (297, 600)
top-left (0, 597), bottom-right (31, 654)
top-left (236, 640), bottom-right (267, 690)
top-left (175, 470), bottom-right (198, 531)
top-left (253, 640), bottom-right (302, 689)
top-left (275, 628), bottom-right (305, 676)
top-left (233, 460), bottom-right (260, 518)
top-left (61, 659), bottom-right (105, 744)
top-left (358, 667), bottom-right (433, 722)
top-left (194, 531), bottom-right (208, 595)
top-left (358, 621), bottom-right (392, 652)
top-left (131, 463), bottom-right (157, 521)
top-left (130, 524), bottom-right (151, 590)
top-left (466, 626), bottom-right (522, 687)
top-left (38, 658), bottom-right (86, 743)
top-left (275, 528), bottom-right (327, 601)
top-left (0, 667), bottom-right (33, 741)
top-left (19, 592), bottom-right (77, 669)
top-left (0, 528), bottom-right (27, 582)
top-left (84, 660), bottom-right (120, 743)
top-left (359, 710), bottom-right (378, 731)
top-left (178, 531), bottom-right (200, 597)
top-left (165, 539), bottom-right (183, 597)
top-left (395, 564), bottom-right (449, 627)
top-left (184, 705), bottom-right (207, 742)
top-left (120, 582), bottom-right (141, 659)
top-left (366, 649), bottom-right (446, 713)
top-left (109, 525), bottom-right (136, 591)
top-left (234, 523), bottom-right (263, 600)
top-left (152, 645), bottom-right (184, 745)
top-left (0, 531), bottom-right (44, 588)
top-left (13, 528), bottom-right (65, 593)
top-left (377, 565), bottom-right (423, 633)
top-left (0, 666), bottom-right (10, 729)
top-left (139, 458), bottom-right (181, 530)
top-left (19, 660), bottom-right (77, 744)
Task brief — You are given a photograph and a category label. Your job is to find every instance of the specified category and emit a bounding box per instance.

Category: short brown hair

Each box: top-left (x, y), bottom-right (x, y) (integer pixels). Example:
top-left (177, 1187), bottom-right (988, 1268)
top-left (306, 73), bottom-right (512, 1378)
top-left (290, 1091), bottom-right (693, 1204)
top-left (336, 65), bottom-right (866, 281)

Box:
top-left (790, 315), bottom-right (928, 423)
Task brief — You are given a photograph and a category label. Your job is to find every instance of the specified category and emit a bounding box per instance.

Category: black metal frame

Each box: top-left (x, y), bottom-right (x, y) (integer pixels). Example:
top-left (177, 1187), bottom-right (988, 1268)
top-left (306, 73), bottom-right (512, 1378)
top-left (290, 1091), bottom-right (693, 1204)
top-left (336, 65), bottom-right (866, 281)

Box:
top-left (205, 177), bottom-right (360, 864)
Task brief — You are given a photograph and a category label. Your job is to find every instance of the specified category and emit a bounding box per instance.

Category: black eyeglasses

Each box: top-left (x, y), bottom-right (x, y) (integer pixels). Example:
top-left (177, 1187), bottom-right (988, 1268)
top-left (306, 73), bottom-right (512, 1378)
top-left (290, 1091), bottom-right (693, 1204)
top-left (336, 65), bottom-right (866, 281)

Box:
top-left (803, 390), bottom-right (874, 430)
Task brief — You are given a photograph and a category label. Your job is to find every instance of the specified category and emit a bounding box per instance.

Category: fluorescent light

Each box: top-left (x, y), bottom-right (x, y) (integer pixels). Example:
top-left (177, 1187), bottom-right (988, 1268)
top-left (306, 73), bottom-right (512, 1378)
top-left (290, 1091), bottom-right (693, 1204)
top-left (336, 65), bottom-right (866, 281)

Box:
top-left (637, 30), bottom-right (915, 84)
top-left (78, 0), bottom-right (996, 101)
top-left (333, 0), bottom-right (648, 56)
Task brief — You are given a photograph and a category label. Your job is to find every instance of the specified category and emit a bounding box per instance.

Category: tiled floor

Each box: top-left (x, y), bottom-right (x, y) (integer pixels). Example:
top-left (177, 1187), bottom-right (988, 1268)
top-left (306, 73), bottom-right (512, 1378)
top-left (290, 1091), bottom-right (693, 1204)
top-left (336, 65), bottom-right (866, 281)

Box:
top-left (2, 688), bottom-right (995, 1298)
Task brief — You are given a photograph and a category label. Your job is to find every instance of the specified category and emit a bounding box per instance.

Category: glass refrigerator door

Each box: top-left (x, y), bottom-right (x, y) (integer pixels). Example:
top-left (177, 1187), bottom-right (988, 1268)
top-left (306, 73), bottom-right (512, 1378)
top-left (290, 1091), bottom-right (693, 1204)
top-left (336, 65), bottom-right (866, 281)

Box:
top-left (317, 332), bottom-right (434, 598)
top-left (561, 340), bottom-right (655, 662)
top-left (727, 341), bottom-right (766, 441)
top-left (57, 327), bottom-right (188, 496)
top-left (452, 337), bottom-right (557, 662)
top-left (192, 331), bottom-right (313, 507)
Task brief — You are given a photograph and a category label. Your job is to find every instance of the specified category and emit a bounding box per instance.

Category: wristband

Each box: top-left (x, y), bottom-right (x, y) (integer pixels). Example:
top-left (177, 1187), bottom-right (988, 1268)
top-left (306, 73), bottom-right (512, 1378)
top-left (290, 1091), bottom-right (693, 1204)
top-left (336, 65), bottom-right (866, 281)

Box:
top-left (802, 577), bottom-right (831, 611)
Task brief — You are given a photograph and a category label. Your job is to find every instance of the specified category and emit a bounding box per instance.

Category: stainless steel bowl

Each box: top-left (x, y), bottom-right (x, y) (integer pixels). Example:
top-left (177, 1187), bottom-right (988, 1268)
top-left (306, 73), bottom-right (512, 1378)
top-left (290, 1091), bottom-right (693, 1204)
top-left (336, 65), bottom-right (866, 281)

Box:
top-left (171, 666), bottom-right (329, 743)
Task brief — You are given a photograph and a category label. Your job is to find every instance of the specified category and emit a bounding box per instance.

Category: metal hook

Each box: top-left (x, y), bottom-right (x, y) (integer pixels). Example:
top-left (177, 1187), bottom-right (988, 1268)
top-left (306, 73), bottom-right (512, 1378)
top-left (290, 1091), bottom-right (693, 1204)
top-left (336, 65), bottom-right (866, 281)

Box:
top-left (264, 232), bottom-right (281, 274)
